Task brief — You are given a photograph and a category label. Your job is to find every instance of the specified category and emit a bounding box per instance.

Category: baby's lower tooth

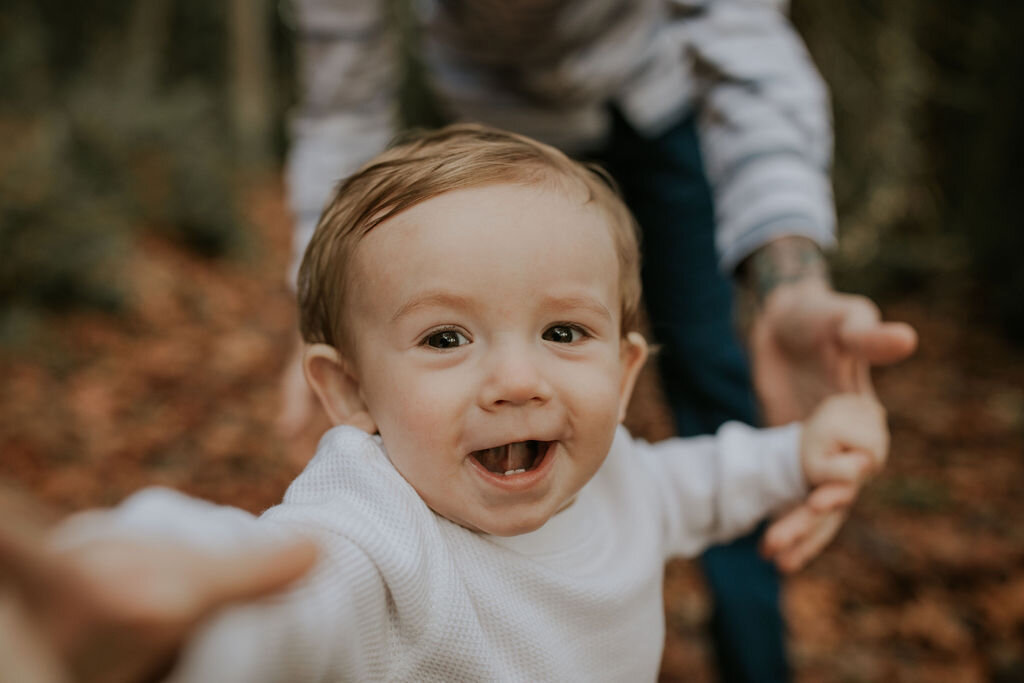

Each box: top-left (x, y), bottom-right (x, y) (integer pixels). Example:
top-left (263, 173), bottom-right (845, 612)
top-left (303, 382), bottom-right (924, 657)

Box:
top-left (503, 468), bottom-right (527, 476)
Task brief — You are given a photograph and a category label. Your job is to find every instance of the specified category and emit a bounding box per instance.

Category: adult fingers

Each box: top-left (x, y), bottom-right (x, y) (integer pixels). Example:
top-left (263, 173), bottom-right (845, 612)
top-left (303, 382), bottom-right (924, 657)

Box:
top-left (836, 297), bottom-right (918, 365)
top-left (761, 504), bottom-right (817, 559)
top-left (843, 322), bottom-right (918, 365)
top-left (194, 538), bottom-right (318, 614)
top-left (807, 482), bottom-right (858, 512)
top-left (0, 523), bottom-right (49, 583)
top-left (811, 452), bottom-right (874, 485)
top-left (0, 492), bottom-right (66, 599)
top-left (0, 592), bottom-right (69, 683)
top-left (852, 358), bottom-right (875, 397)
top-left (773, 510), bottom-right (846, 573)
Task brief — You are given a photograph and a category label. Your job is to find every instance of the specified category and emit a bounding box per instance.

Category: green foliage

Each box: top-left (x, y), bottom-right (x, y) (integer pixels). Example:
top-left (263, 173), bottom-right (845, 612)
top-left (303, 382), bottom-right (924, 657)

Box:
top-left (874, 476), bottom-right (952, 514)
top-left (0, 1), bottom-right (261, 330)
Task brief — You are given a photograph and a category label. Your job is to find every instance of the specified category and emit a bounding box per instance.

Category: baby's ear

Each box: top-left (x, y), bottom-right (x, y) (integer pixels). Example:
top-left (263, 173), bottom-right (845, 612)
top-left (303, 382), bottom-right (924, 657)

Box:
top-left (303, 344), bottom-right (377, 434)
top-left (617, 332), bottom-right (649, 422)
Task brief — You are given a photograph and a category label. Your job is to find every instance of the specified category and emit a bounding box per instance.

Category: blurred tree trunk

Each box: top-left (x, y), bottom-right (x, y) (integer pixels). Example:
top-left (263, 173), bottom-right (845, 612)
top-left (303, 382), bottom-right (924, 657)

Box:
top-left (791, 0), bottom-right (940, 281)
top-left (793, 0), bottom-right (1024, 341)
top-left (228, 0), bottom-right (273, 170)
top-left (125, 0), bottom-right (172, 94)
top-left (923, 1), bottom-right (1024, 341)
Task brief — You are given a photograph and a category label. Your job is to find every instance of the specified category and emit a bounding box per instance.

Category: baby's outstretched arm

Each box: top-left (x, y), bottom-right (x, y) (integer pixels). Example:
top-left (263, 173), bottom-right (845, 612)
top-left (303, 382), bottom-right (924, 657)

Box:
top-left (0, 489), bottom-right (315, 683)
top-left (761, 393), bottom-right (888, 571)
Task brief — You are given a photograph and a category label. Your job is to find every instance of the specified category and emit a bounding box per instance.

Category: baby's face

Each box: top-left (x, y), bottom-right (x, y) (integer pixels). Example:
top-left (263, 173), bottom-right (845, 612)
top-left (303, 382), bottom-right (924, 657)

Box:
top-left (345, 183), bottom-right (646, 536)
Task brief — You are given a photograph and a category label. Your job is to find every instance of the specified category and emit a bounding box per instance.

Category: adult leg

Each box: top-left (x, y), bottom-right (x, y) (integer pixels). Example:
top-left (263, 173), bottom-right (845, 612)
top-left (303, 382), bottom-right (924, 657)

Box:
top-left (598, 107), bottom-right (789, 683)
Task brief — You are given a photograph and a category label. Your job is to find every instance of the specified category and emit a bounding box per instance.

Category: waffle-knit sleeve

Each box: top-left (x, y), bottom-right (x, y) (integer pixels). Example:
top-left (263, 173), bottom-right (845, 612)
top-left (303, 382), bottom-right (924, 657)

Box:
top-left (630, 421), bottom-right (806, 558)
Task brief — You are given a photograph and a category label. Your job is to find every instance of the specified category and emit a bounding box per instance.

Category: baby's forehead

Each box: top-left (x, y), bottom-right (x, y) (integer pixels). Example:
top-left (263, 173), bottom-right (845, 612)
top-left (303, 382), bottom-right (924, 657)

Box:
top-left (347, 182), bottom-right (623, 299)
top-left (357, 182), bottom-right (616, 255)
top-left (367, 178), bottom-right (606, 234)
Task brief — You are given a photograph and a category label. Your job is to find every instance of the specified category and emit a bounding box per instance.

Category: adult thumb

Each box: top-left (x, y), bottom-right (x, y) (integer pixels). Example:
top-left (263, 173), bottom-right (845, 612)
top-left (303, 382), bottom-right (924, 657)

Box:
top-left (196, 538), bottom-right (318, 611)
top-left (838, 305), bottom-right (918, 365)
top-left (812, 451), bottom-right (872, 486)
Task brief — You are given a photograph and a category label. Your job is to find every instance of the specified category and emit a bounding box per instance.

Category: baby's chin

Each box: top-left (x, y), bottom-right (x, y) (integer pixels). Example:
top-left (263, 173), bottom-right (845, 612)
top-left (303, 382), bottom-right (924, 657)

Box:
top-left (435, 496), bottom-right (578, 537)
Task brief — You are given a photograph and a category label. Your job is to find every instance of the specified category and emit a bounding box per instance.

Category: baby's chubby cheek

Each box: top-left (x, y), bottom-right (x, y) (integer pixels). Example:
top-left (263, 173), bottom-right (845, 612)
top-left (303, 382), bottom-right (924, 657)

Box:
top-left (371, 382), bottom-right (465, 462)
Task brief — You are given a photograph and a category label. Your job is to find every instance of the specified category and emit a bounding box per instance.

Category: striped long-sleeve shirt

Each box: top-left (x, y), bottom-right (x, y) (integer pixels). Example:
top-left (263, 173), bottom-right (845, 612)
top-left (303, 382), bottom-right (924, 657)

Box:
top-left (285, 0), bottom-right (836, 283)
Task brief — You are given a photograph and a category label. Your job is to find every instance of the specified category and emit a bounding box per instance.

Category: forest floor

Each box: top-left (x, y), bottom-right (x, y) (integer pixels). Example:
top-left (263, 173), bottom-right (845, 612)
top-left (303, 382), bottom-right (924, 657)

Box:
top-left (2, 182), bottom-right (1022, 682)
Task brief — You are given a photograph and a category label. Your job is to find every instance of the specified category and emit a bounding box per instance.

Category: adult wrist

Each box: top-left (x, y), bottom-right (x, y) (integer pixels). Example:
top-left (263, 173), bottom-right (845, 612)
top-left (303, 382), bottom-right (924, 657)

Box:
top-left (736, 236), bottom-right (830, 302)
top-left (734, 236), bottom-right (830, 337)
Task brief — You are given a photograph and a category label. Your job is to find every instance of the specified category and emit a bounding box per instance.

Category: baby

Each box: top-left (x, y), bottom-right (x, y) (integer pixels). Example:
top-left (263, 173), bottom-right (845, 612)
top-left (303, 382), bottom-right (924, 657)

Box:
top-left (1, 125), bottom-right (886, 682)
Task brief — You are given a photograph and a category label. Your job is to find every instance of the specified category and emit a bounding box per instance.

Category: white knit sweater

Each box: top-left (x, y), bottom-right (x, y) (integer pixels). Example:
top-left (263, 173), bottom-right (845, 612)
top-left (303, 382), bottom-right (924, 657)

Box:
top-left (63, 423), bottom-right (804, 682)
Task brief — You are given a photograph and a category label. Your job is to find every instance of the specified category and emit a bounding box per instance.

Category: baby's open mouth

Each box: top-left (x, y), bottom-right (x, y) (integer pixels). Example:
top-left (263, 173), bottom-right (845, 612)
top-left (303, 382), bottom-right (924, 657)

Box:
top-left (471, 441), bottom-right (549, 476)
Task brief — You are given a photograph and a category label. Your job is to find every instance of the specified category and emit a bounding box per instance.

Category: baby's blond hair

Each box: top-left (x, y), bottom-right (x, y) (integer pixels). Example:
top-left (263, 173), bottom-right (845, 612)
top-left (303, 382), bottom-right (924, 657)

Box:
top-left (298, 124), bottom-right (642, 350)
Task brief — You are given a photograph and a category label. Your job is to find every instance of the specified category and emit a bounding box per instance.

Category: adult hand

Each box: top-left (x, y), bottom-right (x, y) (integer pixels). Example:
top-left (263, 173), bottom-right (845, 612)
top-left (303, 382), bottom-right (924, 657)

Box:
top-left (0, 591), bottom-right (68, 683)
top-left (739, 237), bottom-right (917, 570)
top-left (0, 485), bottom-right (67, 683)
top-left (749, 277), bottom-right (917, 425)
top-left (0, 492), bottom-right (317, 683)
top-left (761, 499), bottom-right (848, 573)
top-left (738, 236), bottom-right (917, 425)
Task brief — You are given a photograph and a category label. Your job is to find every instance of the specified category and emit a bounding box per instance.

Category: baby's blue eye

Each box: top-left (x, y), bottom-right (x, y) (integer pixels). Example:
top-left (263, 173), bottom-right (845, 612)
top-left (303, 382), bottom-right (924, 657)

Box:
top-left (424, 329), bottom-right (469, 349)
top-left (543, 325), bottom-right (583, 344)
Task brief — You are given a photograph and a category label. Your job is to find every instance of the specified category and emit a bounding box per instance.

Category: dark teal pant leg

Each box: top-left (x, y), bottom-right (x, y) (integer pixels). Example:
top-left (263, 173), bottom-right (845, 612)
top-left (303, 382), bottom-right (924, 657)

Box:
top-left (597, 108), bottom-right (789, 683)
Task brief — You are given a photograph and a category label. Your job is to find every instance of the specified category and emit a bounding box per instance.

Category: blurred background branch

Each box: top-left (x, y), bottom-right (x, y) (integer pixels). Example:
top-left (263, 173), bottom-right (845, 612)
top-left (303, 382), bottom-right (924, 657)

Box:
top-left (228, 0), bottom-right (273, 171)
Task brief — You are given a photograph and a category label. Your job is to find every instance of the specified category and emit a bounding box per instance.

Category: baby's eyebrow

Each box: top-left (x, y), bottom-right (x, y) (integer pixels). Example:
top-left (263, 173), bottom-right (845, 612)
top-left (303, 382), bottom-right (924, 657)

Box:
top-left (391, 291), bottom-right (475, 322)
top-left (541, 294), bottom-right (613, 323)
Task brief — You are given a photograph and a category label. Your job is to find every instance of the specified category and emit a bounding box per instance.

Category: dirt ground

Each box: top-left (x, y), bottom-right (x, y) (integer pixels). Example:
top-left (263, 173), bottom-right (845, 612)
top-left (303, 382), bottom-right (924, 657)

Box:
top-left (2, 183), bottom-right (1022, 682)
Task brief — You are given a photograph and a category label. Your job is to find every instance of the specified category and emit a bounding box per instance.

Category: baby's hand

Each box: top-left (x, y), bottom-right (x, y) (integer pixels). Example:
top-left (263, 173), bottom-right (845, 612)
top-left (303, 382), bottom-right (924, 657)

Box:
top-left (0, 492), bottom-right (317, 683)
top-left (799, 392), bottom-right (888, 489)
top-left (762, 394), bottom-right (888, 572)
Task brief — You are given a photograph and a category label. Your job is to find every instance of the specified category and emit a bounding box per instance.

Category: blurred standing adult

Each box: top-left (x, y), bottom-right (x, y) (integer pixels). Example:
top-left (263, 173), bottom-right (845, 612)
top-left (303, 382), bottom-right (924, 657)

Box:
top-left (277, 1), bottom-right (917, 681)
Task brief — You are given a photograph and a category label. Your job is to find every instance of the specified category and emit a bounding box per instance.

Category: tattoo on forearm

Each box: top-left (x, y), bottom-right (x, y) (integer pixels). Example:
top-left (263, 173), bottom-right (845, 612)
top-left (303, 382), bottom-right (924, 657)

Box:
top-left (738, 237), bottom-right (829, 306)
top-left (733, 237), bottom-right (829, 340)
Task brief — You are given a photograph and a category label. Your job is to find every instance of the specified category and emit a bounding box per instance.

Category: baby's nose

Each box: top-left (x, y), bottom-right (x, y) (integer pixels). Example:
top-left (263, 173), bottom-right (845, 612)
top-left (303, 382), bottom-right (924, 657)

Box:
top-left (479, 346), bottom-right (552, 409)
